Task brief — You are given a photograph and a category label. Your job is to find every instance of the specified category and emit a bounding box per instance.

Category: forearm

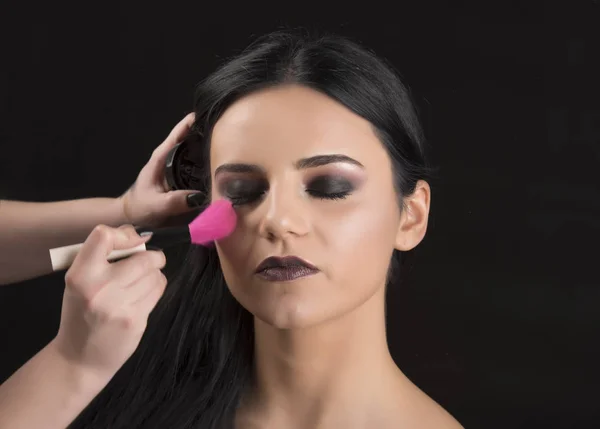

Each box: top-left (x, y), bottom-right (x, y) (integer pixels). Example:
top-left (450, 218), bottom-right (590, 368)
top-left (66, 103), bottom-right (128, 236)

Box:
top-left (0, 340), bottom-right (109, 429)
top-left (0, 198), bottom-right (127, 285)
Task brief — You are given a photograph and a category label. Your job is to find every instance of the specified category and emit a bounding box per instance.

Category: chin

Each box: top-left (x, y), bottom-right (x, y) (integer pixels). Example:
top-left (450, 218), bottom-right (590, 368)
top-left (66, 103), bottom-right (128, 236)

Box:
top-left (226, 274), bottom-right (348, 330)
top-left (260, 306), bottom-right (314, 330)
top-left (245, 290), bottom-right (334, 330)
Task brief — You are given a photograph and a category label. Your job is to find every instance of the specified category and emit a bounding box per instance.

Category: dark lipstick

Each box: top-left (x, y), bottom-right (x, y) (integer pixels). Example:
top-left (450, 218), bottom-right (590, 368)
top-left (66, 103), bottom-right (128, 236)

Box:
top-left (255, 256), bottom-right (319, 282)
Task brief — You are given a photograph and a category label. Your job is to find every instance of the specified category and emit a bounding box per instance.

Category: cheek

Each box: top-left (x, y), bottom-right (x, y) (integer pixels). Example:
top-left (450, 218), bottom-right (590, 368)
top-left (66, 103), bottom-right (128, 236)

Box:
top-left (214, 223), bottom-right (254, 284)
top-left (213, 192), bottom-right (400, 328)
top-left (317, 194), bottom-right (400, 261)
top-left (308, 194), bottom-right (400, 305)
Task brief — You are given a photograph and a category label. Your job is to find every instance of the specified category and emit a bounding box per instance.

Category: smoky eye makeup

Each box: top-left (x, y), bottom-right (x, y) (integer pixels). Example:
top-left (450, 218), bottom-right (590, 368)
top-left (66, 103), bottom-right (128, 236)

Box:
top-left (304, 174), bottom-right (357, 200)
top-left (217, 176), bottom-right (268, 206)
top-left (214, 158), bottom-right (366, 206)
top-left (217, 174), bottom-right (359, 205)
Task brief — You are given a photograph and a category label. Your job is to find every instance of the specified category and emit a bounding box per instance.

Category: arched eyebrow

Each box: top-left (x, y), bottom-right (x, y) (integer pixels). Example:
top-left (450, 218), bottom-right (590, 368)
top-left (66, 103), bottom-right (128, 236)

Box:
top-left (295, 154), bottom-right (364, 169)
top-left (214, 154), bottom-right (364, 177)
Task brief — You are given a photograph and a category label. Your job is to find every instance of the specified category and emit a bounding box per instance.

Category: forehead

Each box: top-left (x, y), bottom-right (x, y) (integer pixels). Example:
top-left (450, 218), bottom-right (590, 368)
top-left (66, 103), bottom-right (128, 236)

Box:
top-left (210, 85), bottom-right (391, 171)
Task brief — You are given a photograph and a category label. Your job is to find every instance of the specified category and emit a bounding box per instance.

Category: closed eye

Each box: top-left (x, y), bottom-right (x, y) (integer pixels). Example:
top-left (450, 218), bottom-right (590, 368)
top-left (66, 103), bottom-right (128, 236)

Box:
top-left (305, 175), bottom-right (355, 200)
top-left (215, 153), bottom-right (363, 206)
top-left (220, 178), bottom-right (268, 206)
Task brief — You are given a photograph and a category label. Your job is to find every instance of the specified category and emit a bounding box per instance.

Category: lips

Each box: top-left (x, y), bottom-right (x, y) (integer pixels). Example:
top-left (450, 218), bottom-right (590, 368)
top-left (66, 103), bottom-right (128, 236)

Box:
top-left (255, 256), bottom-right (319, 282)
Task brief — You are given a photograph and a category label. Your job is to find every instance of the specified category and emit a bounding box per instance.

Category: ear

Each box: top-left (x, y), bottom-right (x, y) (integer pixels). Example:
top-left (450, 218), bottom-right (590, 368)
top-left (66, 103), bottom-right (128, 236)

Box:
top-left (394, 180), bottom-right (431, 251)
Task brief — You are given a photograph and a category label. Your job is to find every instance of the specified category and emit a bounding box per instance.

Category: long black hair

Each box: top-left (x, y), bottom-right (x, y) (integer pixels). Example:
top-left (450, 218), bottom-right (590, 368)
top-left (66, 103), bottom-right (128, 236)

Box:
top-left (69, 29), bottom-right (432, 429)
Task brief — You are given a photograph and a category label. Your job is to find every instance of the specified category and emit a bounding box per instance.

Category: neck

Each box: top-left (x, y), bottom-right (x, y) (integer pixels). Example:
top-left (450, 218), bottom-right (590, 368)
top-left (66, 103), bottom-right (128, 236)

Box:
top-left (241, 286), bottom-right (404, 427)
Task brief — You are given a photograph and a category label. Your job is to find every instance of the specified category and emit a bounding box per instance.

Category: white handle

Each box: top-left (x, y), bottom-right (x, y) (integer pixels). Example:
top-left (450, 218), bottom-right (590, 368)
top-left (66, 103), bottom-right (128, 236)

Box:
top-left (49, 243), bottom-right (148, 272)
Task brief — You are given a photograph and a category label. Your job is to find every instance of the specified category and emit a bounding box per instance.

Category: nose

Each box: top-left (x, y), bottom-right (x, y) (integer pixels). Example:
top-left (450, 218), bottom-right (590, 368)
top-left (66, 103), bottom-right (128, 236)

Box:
top-left (257, 182), bottom-right (310, 241)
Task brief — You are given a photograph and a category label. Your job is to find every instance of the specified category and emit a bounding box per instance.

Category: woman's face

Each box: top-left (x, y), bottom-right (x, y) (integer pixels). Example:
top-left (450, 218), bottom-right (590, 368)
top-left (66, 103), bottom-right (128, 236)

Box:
top-left (210, 84), bottom-right (422, 329)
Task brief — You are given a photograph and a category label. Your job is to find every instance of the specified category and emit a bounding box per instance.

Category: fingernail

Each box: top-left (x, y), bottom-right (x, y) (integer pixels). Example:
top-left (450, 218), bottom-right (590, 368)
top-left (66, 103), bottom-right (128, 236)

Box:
top-left (140, 231), bottom-right (153, 238)
top-left (186, 192), bottom-right (204, 208)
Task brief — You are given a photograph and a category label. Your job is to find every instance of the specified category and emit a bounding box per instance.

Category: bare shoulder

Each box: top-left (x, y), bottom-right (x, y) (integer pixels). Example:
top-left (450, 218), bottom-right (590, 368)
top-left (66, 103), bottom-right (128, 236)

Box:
top-left (405, 396), bottom-right (464, 429)
top-left (382, 377), bottom-right (464, 429)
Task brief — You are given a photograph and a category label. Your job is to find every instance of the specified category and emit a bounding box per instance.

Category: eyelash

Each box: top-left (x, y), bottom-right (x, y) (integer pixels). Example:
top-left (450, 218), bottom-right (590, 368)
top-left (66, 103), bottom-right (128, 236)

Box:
top-left (228, 188), bottom-right (351, 206)
top-left (228, 193), bottom-right (263, 206)
top-left (308, 190), bottom-right (350, 200)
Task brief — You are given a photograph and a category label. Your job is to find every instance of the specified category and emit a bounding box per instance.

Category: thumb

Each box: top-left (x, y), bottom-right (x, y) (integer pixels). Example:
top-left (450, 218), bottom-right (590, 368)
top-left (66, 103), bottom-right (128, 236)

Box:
top-left (74, 225), bottom-right (151, 270)
top-left (115, 224), bottom-right (153, 249)
top-left (162, 190), bottom-right (206, 215)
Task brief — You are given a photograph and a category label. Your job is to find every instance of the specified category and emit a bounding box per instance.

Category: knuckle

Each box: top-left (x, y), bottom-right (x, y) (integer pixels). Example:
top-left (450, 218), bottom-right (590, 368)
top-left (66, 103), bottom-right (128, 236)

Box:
top-left (83, 295), bottom-right (100, 313)
top-left (129, 253), bottom-right (150, 273)
top-left (86, 302), bottom-right (133, 329)
top-left (148, 269), bottom-right (160, 283)
top-left (155, 270), bottom-right (167, 286)
top-left (89, 302), bottom-right (111, 323)
top-left (96, 310), bottom-right (111, 324)
top-left (118, 315), bottom-right (136, 330)
top-left (157, 281), bottom-right (167, 298)
top-left (64, 269), bottom-right (79, 287)
top-left (92, 224), bottom-right (109, 235)
top-left (64, 269), bottom-right (95, 295)
top-left (140, 254), bottom-right (155, 272)
top-left (156, 251), bottom-right (167, 268)
top-left (143, 252), bottom-right (164, 270)
top-left (118, 224), bottom-right (137, 234)
top-left (91, 224), bottom-right (112, 242)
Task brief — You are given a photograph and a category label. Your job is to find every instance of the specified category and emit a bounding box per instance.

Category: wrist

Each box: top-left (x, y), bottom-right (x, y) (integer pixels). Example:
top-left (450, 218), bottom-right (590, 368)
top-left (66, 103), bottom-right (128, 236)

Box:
top-left (45, 339), bottom-right (113, 398)
top-left (114, 192), bottom-right (134, 226)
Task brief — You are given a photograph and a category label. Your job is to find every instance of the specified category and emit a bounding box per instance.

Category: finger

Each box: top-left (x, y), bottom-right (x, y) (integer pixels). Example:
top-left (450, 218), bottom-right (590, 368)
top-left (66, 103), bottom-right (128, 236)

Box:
top-left (89, 270), bottom-right (165, 325)
top-left (161, 189), bottom-right (205, 215)
top-left (132, 271), bottom-right (168, 317)
top-left (104, 268), bottom-right (165, 306)
top-left (117, 224), bottom-right (151, 242)
top-left (72, 225), bottom-right (151, 273)
top-left (107, 250), bottom-right (166, 288)
top-left (129, 269), bottom-right (167, 305)
top-left (150, 113), bottom-right (196, 165)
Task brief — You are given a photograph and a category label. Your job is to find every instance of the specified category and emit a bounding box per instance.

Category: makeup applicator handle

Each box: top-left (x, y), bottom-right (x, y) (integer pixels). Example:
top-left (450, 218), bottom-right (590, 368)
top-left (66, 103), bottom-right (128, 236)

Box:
top-left (49, 242), bottom-right (148, 272)
top-left (49, 226), bottom-right (191, 272)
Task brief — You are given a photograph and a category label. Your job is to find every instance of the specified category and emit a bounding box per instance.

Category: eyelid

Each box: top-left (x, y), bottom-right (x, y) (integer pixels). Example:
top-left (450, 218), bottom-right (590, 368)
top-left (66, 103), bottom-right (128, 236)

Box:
top-left (218, 177), bottom-right (268, 198)
top-left (306, 174), bottom-right (355, 189)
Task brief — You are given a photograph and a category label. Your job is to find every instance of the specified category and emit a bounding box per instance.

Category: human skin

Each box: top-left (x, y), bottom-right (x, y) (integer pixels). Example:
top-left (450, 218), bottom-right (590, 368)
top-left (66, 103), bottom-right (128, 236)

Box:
top-left (210, 84), bottom-right (461, 428)
top-left (0, 114), bottom-right (197, 285)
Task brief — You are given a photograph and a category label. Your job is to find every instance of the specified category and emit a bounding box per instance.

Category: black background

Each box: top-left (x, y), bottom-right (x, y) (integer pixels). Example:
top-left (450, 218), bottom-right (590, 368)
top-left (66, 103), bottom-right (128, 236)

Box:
top-left (1, 1), bottom-right (599, 428)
